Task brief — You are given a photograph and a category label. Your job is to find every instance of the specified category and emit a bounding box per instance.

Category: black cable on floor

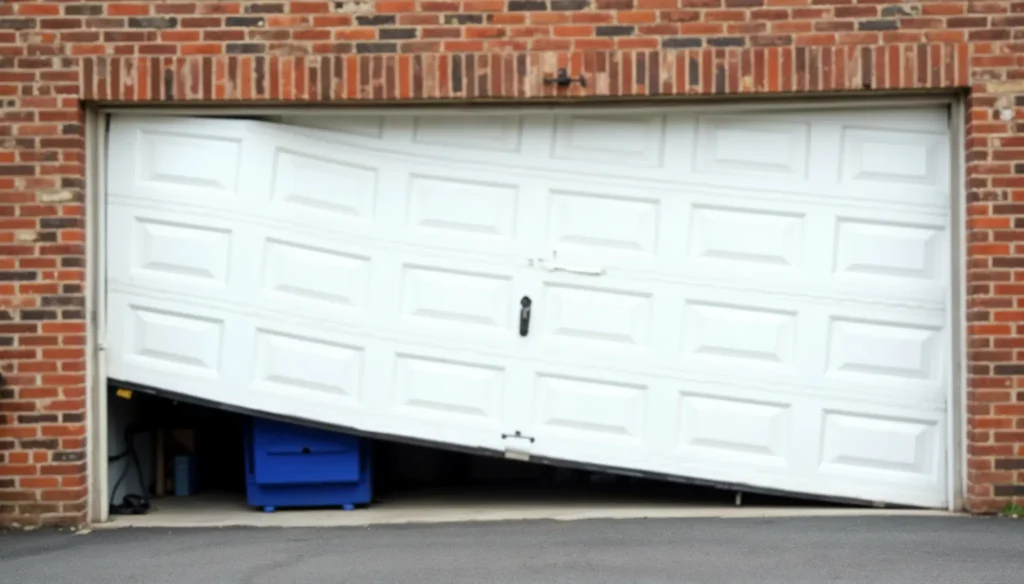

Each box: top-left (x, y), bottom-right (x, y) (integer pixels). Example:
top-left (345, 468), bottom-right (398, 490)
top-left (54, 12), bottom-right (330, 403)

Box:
top-left (108, 425), bottom-right (151, 515)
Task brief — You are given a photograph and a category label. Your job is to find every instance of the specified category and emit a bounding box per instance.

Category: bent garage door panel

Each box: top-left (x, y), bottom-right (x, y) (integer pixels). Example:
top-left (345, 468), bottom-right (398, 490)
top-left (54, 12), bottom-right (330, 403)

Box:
top-left (105, 107), bottom-right (952, 507)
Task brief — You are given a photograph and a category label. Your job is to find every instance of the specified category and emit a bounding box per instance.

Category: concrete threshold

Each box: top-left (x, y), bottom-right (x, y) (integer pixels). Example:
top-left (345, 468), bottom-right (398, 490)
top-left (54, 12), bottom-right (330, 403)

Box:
top-left (95, 491), bottom-right (955, 529)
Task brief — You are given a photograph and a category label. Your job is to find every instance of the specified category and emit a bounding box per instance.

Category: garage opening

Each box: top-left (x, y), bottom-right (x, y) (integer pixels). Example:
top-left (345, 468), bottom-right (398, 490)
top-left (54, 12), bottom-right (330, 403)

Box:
top-left (99, 103), bottom-right (956, 519)
top-left (105, 384), bottom-right (836, 525)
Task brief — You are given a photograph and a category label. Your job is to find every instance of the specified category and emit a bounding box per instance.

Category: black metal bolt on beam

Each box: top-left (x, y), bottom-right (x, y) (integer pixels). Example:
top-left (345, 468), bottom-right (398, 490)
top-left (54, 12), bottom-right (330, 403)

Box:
top-left (543, 68), bottom-right (586, 88)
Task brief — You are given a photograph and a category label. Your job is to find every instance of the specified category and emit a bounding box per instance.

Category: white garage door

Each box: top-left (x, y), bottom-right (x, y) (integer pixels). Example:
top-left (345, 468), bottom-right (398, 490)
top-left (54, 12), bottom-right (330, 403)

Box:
top-left (105, 105), bottom-right (953, 508)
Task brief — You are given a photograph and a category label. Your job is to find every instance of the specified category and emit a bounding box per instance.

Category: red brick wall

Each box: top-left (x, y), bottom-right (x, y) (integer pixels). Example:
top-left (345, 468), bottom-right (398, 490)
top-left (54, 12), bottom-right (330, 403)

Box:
top-left (0, 0), bottom-right (1022, 527)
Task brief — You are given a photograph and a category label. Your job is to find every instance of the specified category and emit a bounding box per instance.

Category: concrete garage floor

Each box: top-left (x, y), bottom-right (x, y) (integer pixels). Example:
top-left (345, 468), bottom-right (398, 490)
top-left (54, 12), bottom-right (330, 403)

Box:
top-left (97, 485), bottom-right (952, 529)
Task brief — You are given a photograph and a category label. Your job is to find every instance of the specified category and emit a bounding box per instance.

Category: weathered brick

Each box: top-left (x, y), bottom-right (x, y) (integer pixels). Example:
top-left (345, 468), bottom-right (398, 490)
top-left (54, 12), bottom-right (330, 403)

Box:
top-left (708, 36), bottom-right (745, 47)
top-left (18, 439), bottom-right (59, 450)
top-left (445, 14), bottom-right (485, 25)
top-left (246, 3), bottom-right (287, 13)
top-left (355, 42), bottom-right (398, 53)
top-left (61, 5), bottom-right (101, 17)
top-left (380, 28), bottom-right (417, 40)
top-left (20, 310), bottom-right (58, 321)
top-left (595, 25), bottom-right (633, 37)
top-left (508, 0), bottom-right (547, 11)
top-left (994, 459), bottom-right (1024, 471)
top-left (50, 451), bottom-right (84, 463)
top-left (0, 19), bottom-right (37, 31)
top-left (551, 0), bottom-right (589, 9)
top-left (662, 37), bottom-right (702, 48)
top-left (225, 17), bottom-right (264, 27)
top-left (858, 20), bottom-right (900, 32)
top-left (994, 485), bottom-right (1024, 497)
top-left (127, 17), bottom-right (178, 29)
top-left (356, 15), bottom-right (396, 26)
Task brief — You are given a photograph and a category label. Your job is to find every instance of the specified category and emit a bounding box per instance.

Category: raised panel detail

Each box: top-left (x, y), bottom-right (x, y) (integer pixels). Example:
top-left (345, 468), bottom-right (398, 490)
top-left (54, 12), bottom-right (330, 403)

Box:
top-left (401, 265), bottom-right (512, 331)
top-left (394, 354), bottom-right (505, 421)
top-left (688, 205), bottom-right (804, 268)
top-left (271, 149), bottom-right (377, 220)
top-left (681, 301), bottom-right (798, 367)
top-left (552, 113), bottom-right (666, 167)
top-left (253, 330), bottom-right (362, 402)
top-left (139, 130), bottom-right (241, 196)
top-left (546, 190), bottom-right (659, 257)
top-left (542, 284), bottom-right (652, 349)
top-left (827, 318), bottom-right (941, 382)
top-left (261, 239), bottom-right (370, 311)
top-left (534, 374), bottom-right (646, 441)
top-left (677, 393), bottom-right (789, 462)
top-left (407, 175), bottom-right (518, 240)
top-left (133, 218), bottom-right (231, 285)
top-left (834, 218), bottom-right (943, 282)
top-left (413, 115), bottom-right (522, 152)
top-left (840, 128), bottom-right (945, 188)
top-left (695, 117), bottom-right (809, 177)
top-left (127, 306), bottom-right (223, 378)
top-left (821, 411), bottom-right (937, 477)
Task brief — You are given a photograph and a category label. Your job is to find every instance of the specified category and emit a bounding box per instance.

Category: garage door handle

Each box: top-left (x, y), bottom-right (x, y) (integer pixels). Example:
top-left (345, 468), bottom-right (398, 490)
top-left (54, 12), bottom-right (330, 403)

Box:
top-left (519, 296), bottom-right (532, 337)
top-left (534, 258), bottom-right (605, 276)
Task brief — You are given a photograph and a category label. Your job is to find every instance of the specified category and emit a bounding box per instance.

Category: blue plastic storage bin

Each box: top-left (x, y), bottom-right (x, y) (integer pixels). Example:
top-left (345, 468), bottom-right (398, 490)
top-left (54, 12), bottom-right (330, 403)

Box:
top-left (243, 417), bottom-right (372, 512)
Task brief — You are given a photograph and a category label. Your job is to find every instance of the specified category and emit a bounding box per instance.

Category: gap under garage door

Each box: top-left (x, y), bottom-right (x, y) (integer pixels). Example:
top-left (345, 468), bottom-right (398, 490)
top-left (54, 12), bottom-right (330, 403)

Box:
top-left (104, 107), bottom-right (954, 508)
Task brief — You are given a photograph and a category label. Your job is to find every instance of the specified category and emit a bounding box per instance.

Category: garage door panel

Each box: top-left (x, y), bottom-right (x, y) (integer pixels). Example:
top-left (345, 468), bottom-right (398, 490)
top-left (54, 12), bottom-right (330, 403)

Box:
top-left (551, 112), bottom-right (668, 168)
top-left (106, 292), bottom-right (242, 403)
top-left (526, 285), bottom-right (945, 413)
top-left (108, 291), bottom-right (512, 449)
top-left (244, 322), bottom-right (516, 446)
top-left (109, 297), bottom-right (227, 382)
top-left (107, 108), bottom-right (953, 508)
top-left (830, 215), bottom-right (949, 305)
top-left (250, 326), bottom-right (365, 408)
top-left (397, 261), bottom-right (521, 341)
top-left (534, 279), bottom-right (659, 356)
top-left (404, 170), bottom-right (526, 255)
top-left (268, 143), bottom-right (379, 226)
top-left (836, 124), bottom-right (950, 208)
top-left (388, 351), bottom-right (508, 427)
top-left (536, 183), bottom-right (948, 309)
top-left (107, 206), bottom-right (237, 295)
top-left (413, 114), bottom-right (525, 153)
top-left (824, 315), bottom-right (946, 387)
top-left (692, 114), bottom-right (812, 180)
top-left (818, 409), bottom-right (943, 483)
top-left (678, 296), bottom-right (804, 373)
top-left (543, 187), bottom-right (662, 267)
top-left (684, 201), bottom-right (809, 274)
top-left (108, 117), bottom-right (265, 206)
top-left (662, 394), bottom-right (946, 505)
top-left (524, 369), bottom-right (669, 469)
top-left (259, 237), bottom-right (374, 324)
top-left (673, 390), bottom-right (797, 470)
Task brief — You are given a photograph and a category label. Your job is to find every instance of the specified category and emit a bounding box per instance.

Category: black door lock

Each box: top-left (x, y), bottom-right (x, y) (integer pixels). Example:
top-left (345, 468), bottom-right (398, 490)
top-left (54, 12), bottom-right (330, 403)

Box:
top-left (519, 296), bottom-right (532, 337)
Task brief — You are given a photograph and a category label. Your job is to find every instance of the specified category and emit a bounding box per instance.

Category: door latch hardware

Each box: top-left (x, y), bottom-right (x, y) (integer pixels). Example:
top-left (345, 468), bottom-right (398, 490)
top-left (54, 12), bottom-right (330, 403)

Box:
top-left (501, 430), bottom-right (535, 443)
top-left (532, 258), bottom-right (604, 276)
top-left (543, 68), bottom-right (586, 88)
top-left (529, 250), bottom-right (604, 276)
top-left (519, 296), bottom-right (532, 337)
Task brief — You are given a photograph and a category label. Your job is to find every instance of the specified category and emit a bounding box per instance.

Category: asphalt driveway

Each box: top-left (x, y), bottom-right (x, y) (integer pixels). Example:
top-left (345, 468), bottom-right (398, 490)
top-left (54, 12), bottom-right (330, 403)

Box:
top-left (1, 515), bottom-right (1021, 584)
